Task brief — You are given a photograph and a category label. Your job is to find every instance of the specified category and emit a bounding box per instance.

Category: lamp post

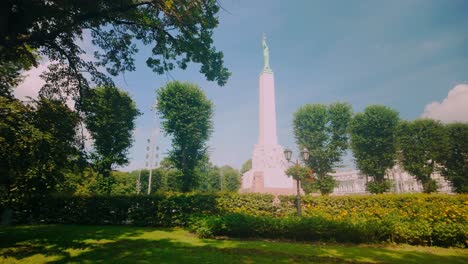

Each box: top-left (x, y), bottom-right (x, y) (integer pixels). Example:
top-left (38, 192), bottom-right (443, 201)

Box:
top-left (136, 98), bottom-right (160, 195)
top-left (284, 147), bottom-right (310, 217)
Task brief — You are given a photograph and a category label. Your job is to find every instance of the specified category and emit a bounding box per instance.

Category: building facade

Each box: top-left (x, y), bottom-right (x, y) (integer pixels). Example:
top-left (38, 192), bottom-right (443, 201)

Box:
top-left (332, 165), bottom-right (452, 195)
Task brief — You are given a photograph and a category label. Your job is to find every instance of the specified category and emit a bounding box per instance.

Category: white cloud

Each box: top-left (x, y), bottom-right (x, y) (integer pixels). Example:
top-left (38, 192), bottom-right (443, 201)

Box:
top-left (14, 60), bottom-right (50, 100)
top-left (13, 32), bottom-right (96, 101)
top-left (14, 60), bottom-right (79, 110)
top-left (421, 84), bottom-right (468, 123)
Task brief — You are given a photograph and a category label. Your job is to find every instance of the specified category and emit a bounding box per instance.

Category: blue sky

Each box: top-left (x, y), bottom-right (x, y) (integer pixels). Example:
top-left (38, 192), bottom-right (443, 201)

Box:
top-left (114, 0), bottom-right (468, 171)
top-left (16, 0), bottom-right (468, 171)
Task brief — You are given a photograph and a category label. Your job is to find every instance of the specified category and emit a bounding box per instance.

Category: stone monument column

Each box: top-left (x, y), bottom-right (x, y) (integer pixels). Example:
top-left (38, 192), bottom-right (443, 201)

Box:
top-left (258, 67), bottom-right (277, 145)
top-left (240, 34), bottom-right (295, 195)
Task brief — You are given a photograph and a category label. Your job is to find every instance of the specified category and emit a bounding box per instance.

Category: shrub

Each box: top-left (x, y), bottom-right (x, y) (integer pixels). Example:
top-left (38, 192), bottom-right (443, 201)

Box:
top-left (216, 193), bottom-right (277, 216)
top-left (3, 192), bottom-right (467, 247)
top-left (9, 193), bottom-right (219, 227)
top-left (191, 209), bottom-right (467, 247)
top-left (278, 193), bottom-right (468, 247)
top-left (191, 213), bottom-right (383, 244)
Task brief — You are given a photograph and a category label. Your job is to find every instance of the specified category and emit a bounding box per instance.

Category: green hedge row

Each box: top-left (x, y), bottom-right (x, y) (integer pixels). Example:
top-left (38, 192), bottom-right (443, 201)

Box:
top-left (4, 193), bottom-right (275, 226)
top-left (7, 194), bottom-right (216, 226)
top-left (190, 213), bottom-right (393, 244)
top-left (2, 193), bottom-right (467, 247)
top-left (190, 213), bottom-right (467, 248)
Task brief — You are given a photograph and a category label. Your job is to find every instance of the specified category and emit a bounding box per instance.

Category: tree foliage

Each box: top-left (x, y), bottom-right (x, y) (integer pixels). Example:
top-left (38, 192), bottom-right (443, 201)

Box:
top-left (350, 105), bottom-right (400, 193)
top-left (0, 96), bottom-right (79, 204)
top-left (196, 162), bottom-right (221, 192)
top-left (285, 165), bottom-right (315, 195)
top-left (292, 103), bottom-right (351, 195)
top-left (240, 159), bottom-right (252, 174)
top-left (181, 156), bottom-right (240, 193)
top-left (219, 165), bottom-right (241, 192)
top-left (61, 160), bottom-right (240, 195)
top-left (312, 175), bottom-right (338, 196)
top-left (0, 0), bottom-right (230, 103)
top-left (157, 81), bottom-right (214, 192)
top-left (441, 123), bottom-right (468, 193)
top-left (285, 165), bottom-right (311, 182)
top-left (82, 86), bottom-right (140, 183)
top-left (1, 97), bottom-right (37, 196)
top-left (398, 119), bottom-right (449, 193)
top-left (0, 49), bottom-right (37, 97)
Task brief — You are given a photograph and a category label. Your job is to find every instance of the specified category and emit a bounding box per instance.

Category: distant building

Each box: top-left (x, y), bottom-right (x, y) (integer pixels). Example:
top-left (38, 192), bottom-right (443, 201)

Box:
top-left (331, 165), bottom-right (452, 195)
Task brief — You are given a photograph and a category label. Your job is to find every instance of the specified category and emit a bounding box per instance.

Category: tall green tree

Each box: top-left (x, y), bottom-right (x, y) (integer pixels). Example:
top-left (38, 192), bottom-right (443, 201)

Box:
top-left (350, 105), bottom-right (400, 193)
top-left (0, 97), bottom-right (78, 205)
top-left (1, 97), bottom-right (40, 200)
top-left (194, 157), bottom-right (240, 193)
top-left (157, 81), bottom-right (214, 192)
top-left (219, 165), bottom-right (241, 192)
top-left (240, 159), bottom-right (252, 174)
top-left (1, 0), bottom-right (230, 102)
top-left (398, 119), bottom-right (449, 193)
top-left (441, 123), bottom-right (468, 193)
top-left (195, 156), bottom-right (221, 192)
top-left (31, 98), bottom-right (80, 188)
top-left (292, 103), bottom-right (352, 195)
top-left (82, 85), bottom-right (140, 193)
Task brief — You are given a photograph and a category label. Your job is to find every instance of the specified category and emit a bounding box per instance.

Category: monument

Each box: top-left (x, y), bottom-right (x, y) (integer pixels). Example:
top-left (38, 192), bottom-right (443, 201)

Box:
top-left (240, 34), bottom-right (297, 195)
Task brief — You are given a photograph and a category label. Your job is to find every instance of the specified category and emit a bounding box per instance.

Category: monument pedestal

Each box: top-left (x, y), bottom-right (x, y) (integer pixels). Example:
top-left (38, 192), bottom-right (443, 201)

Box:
top-left (241, 144), bottom-right (297, 195)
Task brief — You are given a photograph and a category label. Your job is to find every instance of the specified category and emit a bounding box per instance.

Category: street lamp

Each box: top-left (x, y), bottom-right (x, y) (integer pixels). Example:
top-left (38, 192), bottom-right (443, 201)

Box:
top-left (284, 148), bottom-right (292, 162)
top-left (284, 147), bottom-right (310, 217)
top-left (300, 148), bottom-right (310, 162)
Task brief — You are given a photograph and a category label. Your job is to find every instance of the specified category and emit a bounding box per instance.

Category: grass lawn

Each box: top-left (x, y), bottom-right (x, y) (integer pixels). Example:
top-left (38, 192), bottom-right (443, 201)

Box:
top-left (0, 225), bottom-right (467, 264)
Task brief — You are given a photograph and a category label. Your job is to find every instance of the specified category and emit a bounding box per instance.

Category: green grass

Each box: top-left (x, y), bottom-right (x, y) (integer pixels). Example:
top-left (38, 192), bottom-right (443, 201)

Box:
top-left (0, 225), bottom-right (466, 264)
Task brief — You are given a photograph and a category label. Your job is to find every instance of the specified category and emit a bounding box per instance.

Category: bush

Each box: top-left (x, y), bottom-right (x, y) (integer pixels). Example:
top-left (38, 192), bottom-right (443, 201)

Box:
top-left (3, 192), bottom-right (467, 247)
top-left (191, 208), bottom-right (467, 247)
top-left (9, 193), bottom-right (219, 227)
top-left (216, 193), bottom-right (277, 216)
top-left (365, 180), bottom-right (392, 194)
top-left (191, 213), bottom-right (384, 244)
top-left (279, 193), bottom-right (468, 247)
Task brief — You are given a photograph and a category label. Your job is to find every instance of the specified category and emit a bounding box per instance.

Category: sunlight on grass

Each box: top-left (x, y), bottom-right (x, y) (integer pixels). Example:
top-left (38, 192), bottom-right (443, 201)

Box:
top-left (0, 225), bottom-right (467, 264)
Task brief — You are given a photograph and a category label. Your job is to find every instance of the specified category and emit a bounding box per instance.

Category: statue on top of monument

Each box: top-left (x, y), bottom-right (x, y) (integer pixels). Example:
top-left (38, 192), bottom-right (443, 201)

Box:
top-left (262, 33), bottom-right (272, 72)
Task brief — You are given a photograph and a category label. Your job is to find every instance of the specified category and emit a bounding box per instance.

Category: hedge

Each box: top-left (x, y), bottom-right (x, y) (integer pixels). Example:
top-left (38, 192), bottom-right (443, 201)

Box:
top-left (190, 211), bottom-right (467, 247)
top-left (1, 193), bottom-right (467, 247)
top-left (2, 193), bottom-right (275, 226)
top-left (190, 213), bottom-right (391, 244)
top-left (6, 193), bottom-right (217, 226)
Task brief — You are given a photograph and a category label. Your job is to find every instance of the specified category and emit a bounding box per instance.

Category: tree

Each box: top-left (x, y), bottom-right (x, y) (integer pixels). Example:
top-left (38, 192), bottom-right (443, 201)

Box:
top-left (157, 81), bottom-right (214, 192)
top-left (31, 98), bottom-right (80, 189)
top-left (1, 0), bottom-right (230, 103)
top-left (240, 159), bottom-right (252, 174)
top-left (350, 105), bottom-right (400, 193)
top-left (0, 49), bottom-right (37, 97)
top-left (312, 175), bottom-right (338, 196)
top-left (197, 164), bottom-right (221, 192)
top-left (82, 85), bottom-right (140, 193)
top-left (1, 97), bottom-right (40, 200)
top-left (194, 156), bottom-right (240, 193)
top-left (195, 155), bottom-right (222, 192)
top-left (61, 167), bottom-right (98, 195)
top-left (292, 103), bottom-right (352, 195)
top-left (441, 123), bottom-right (468, 193)
top-left (219, 165), bottom-right (241, 192)
top-left (0, 96), bottom-right (78, 206)
top-left (398, 119), bottom-right (449, 193)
